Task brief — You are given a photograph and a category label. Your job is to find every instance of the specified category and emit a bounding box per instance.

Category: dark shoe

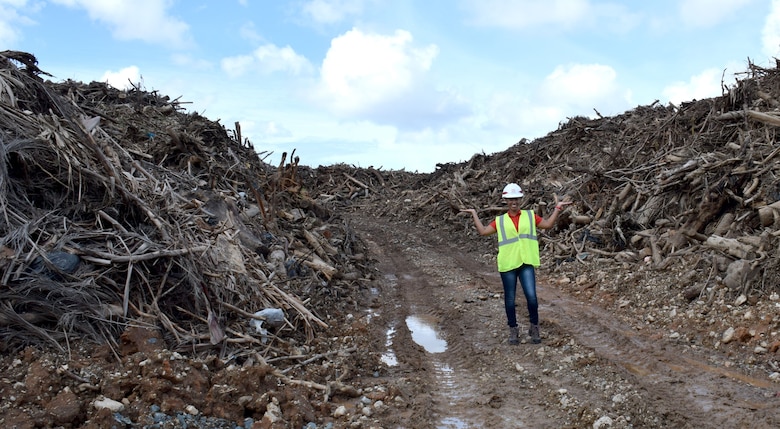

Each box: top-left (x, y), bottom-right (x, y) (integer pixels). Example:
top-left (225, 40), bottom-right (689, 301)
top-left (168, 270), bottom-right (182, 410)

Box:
top-left (508, 326), bottom-right (519, 345)
top-left (529, 324), bottom-right (541, 344)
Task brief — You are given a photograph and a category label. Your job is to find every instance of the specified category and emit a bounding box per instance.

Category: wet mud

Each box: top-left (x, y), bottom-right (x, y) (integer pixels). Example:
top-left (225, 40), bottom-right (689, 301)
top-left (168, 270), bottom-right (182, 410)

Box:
top-left (355, 216), bottom-right (780, 428)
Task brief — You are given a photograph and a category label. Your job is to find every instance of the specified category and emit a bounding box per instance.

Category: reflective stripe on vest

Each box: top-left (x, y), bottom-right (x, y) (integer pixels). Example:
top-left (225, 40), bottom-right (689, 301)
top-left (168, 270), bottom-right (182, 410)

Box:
top-left (497, 210), bottom-right (537, 247)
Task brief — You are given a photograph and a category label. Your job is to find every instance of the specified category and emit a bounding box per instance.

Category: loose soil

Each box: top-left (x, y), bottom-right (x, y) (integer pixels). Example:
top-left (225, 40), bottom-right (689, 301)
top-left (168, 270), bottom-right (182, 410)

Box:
top-left (5, 213), bottom-right (778, 429)
top-left (353, 215), bottom-right (780, 428)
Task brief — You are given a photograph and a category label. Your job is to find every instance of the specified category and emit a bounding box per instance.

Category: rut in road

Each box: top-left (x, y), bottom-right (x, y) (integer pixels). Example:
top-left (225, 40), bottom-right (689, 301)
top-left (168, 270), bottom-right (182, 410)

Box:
top-left (360, 220), bottom-right (560, 428)
top-left (544, 288), bottom-right (779, 425)
top-left (355, 216), bottom-right (780, 429)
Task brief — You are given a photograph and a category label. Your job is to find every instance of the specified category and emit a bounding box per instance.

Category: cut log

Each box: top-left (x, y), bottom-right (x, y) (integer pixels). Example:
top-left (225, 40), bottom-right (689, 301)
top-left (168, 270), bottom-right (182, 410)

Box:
top-left (294, 250), bottom-right (338, 280)
top-left (713, 213), bottom-right (734, 236)
top-left (704, 235), bottom-right (753, 259)
top-left (572, 215), bottom-right (591, 225)
top-left (758, 206), bottom-right (774, 227)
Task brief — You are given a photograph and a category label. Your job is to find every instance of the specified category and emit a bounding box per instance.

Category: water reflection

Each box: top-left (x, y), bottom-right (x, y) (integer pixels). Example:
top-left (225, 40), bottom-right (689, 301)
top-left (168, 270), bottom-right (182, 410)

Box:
top-left (381, 326), bottom-right (398, 366)
top-left (406, 315), bottom-right (447, 353)
top-left (438, 417), bottom-right (467, 429)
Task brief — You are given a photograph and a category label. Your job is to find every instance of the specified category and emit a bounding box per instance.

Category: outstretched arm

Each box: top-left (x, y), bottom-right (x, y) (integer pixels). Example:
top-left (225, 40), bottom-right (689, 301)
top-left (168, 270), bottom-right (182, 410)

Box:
top-left (538, 194), bottom-right (573, 230)
top-left (460, 209), bottom-right (497, 236)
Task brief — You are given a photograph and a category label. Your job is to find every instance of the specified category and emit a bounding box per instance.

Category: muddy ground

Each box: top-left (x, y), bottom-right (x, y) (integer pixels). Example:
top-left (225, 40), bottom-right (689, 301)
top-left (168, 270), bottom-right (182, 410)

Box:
top-left (352, 214), bottom-right (780, 428)
top-left (4, 211), bottom-right (779, 429)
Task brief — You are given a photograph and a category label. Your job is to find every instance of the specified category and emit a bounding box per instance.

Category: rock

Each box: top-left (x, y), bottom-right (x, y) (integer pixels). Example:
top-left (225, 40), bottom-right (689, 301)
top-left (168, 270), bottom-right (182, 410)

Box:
top-left (768, 340), bottom-right (780, 353)
top-left (723, 260), bottom-right (756, 290)
top-left (93, 397), bottom-right (124, 412)
top-left (333, 405), bottom-right (348, 418)
top-left (682, 285), bottom-right (704, 301)
top-left (734, 294), bottom-right (747, 306)
top-left (261, 398), bottom-right (282, 426)
top-left (593, 415), bottom-right (613, 428)
top-left (46, 389), bottom-right (81, 425)
top-left (722, 327), bottom-right (735, 344)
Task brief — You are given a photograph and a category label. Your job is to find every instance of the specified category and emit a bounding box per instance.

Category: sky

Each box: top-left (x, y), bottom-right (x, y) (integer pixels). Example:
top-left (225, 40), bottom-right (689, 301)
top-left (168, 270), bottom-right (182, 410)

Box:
top-left (2, 0), bottom-right (780, 172)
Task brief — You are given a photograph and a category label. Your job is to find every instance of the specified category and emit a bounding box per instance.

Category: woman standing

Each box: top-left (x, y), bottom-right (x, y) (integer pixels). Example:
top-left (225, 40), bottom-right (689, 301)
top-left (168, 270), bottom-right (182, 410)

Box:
top-left (461, 183), bottom-right (571, 345)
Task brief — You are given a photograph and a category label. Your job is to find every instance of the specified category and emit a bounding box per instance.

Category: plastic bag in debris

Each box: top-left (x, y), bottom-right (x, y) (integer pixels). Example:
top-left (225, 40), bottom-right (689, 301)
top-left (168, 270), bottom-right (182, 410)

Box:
top-left (250, 308), bottom-right (285, 344)
top-left (250, 308), bottom-right (285, 331)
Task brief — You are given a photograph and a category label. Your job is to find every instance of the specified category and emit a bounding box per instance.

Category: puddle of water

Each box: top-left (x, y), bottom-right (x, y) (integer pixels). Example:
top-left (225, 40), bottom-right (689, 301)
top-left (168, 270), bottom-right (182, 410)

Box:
top-left (434, 361), bottom-right (454, 387)
top-left (381, 326), bottom-right (398, 366)
top-left (438, 417), bottom-right (467, 429)
top-left (691, 385), bottom-right (713, 412)
top-left (432, 362), bottom-right (471, 428)
top-left (406, 315), bottom-right (447, 353)
top-left (380, 351), bottom-right (398, 366)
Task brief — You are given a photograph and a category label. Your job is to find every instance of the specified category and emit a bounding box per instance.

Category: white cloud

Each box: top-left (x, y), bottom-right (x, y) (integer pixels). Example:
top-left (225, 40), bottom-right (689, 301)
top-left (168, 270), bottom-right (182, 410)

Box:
top-left (318, 29), bottom-right (430, 111)
top-left (763, 0), bottom-right (780, 59)
top-left (460, 0), bottom-right (592, 30)
top-left (50, 0), bottom-right (192, 49)
top-left (679, 0), bottom-right (755, 28)
top-left (313, 28), bottom-right (470, 129)
top-left (0, 0), bottom-right (37, 47)
top-left (476, 64), bottom-right (633, 139)
top-left (239, 22), bottom-right (264, 44)
top-left (0, 9), bottom-right (21, 46)
top-left (100, 65), bottom-right (141, 90)
top-left (539, 63), bottom-right (630, 115)
top-left (221, 44), bottom-right (313, 77)
top-left (301, 0), bottom-right (368, 24)
top-left (662, 68), bottom-right (725, 105)
top-left (260, 121), bottom-right (293, 139)
top-left (483, 92), bottom-right (563, 137)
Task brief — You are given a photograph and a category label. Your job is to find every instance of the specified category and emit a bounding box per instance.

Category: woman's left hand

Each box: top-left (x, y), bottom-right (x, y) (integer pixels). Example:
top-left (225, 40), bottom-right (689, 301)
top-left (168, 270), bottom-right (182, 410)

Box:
top-left (553, 194), bottom-right (573, 210)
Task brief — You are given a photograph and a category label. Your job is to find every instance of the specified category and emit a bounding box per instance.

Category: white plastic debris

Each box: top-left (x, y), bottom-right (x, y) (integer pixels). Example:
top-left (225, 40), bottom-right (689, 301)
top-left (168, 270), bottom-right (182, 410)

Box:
top-left (250, 308), bottom-right (285, 343)
top-left (254, 308), bottom-right (285, 328)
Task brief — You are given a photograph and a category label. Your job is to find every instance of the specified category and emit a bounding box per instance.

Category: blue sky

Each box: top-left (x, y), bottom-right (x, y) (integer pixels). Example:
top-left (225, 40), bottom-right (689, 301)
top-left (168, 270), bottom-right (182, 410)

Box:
top-left (2, 0), bottom-right (779, 172)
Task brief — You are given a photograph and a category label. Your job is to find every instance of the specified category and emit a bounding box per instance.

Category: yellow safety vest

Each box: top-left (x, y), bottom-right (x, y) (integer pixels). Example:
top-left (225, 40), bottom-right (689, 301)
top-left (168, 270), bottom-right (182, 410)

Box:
top-left (496, 210), bottom-right (540, 271)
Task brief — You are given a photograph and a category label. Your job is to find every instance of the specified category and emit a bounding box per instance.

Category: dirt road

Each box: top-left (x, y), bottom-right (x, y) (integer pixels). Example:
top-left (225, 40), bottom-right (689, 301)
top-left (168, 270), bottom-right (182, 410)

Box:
top-left (354, 216), bottom-right (780, 429)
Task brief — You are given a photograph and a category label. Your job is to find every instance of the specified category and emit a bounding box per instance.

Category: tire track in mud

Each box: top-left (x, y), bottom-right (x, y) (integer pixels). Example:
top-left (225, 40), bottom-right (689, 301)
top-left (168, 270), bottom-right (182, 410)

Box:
top-left (368, 233), bottom-right (491, 428)
top-left (542, 288), bottom-right (780, 427)
top-left (356, 217), bottom-right (780, 428)
top-left (357, 219), bottom-right (572, 428)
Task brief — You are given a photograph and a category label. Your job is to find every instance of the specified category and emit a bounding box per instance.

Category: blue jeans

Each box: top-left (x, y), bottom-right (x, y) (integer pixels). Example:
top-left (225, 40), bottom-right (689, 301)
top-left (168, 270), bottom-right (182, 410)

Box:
top-left (499, 264), bottom-right (538, 327)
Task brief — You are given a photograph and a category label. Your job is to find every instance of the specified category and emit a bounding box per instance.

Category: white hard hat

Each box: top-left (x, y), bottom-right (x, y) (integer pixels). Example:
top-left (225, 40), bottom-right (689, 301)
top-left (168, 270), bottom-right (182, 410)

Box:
top-left (502, 183), bottom-right (524, 198)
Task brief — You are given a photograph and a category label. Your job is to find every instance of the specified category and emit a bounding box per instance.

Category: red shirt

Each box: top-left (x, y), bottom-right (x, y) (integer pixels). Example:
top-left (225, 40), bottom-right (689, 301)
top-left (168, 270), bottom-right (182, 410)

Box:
top-left (489, 212), bottom-right (542, 231)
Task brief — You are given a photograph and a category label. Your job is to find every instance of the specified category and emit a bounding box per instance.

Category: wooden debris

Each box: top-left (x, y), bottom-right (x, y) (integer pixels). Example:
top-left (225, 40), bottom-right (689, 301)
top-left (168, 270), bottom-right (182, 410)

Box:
top-left (0, 51), bottom-right (357, 364)
top-left (303, 59), bottom-right (780, 303)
